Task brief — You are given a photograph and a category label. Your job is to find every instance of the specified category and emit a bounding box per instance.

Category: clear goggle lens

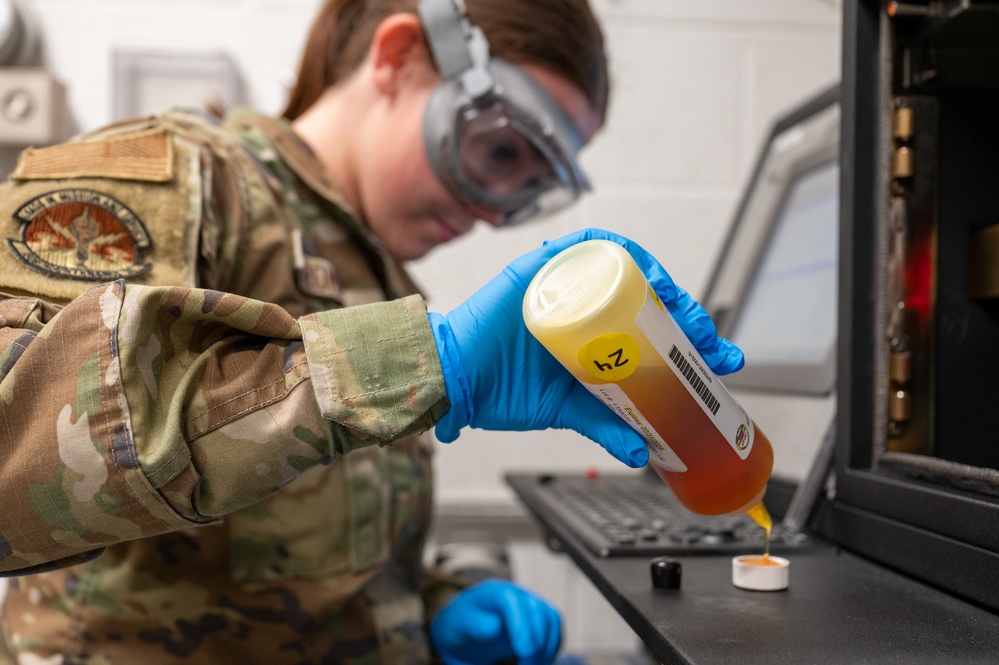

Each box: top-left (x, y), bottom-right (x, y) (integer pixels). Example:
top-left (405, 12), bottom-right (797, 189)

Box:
top-left (448, 103), bottom-right (583, 225)
top-left (458, 105), bottom-right (560, 202)
top-left (422, 57), bottom-right (591, 226)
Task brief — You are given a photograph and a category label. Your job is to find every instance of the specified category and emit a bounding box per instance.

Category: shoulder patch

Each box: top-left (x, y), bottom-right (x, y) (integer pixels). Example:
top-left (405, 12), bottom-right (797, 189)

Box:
top-left (6, 189), bottom-right (152, 281)
top-left (11, 128), bottom-right (173, 183)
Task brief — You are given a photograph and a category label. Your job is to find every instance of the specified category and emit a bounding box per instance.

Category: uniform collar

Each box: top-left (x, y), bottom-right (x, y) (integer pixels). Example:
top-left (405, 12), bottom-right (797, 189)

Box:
top-left (224, 108), bottom-right (350, 212)
top-left (223, 108), bottom-right (424, 300)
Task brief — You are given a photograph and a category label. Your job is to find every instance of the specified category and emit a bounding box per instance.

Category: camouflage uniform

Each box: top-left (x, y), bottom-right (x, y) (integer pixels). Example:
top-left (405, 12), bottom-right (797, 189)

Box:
top-left (0, 108), bottom-right (463, 663)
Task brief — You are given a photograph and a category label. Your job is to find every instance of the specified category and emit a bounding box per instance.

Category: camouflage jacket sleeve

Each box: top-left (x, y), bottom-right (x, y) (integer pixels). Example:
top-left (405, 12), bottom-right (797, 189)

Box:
top-left (0, 283), bottom-right (449, 575)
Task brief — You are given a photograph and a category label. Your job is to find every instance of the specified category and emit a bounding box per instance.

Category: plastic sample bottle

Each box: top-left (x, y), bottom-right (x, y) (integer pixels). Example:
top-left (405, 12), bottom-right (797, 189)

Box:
top-left (523, 240), bottom-right (774, 517)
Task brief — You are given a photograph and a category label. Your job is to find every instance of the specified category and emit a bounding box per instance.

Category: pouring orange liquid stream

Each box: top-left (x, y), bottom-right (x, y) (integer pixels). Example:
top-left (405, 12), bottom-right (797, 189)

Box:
top-left (746, 501), bottom-right (774, 562)
top-left (524, 240), bottom-right (775, 525)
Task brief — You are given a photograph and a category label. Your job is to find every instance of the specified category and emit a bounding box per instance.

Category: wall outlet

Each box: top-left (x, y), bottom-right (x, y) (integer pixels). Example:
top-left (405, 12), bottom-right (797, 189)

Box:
top-left (0, 68), bottom-right (68, 147)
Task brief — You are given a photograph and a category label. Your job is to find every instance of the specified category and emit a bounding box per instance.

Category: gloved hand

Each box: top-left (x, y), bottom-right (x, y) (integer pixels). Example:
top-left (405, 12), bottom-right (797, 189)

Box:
top-left (429, 227), bottom-right (744, 467)
top-left (429, 579), bottom-right (561, 665)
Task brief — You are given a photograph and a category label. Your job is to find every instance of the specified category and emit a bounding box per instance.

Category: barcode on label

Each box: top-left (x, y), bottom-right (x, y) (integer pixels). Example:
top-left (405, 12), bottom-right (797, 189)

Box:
top-left (668, 345), bottom-right (721, 415)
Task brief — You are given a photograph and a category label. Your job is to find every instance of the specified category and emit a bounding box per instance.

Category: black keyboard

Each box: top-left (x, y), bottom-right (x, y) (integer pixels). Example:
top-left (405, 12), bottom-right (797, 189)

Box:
top-left (509, 473), bottom-right (812, 558)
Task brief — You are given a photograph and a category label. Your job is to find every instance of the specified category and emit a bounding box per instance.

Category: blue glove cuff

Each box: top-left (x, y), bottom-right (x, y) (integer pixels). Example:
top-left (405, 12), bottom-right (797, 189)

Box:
top-left (429, 312), bottom-right (473, 443)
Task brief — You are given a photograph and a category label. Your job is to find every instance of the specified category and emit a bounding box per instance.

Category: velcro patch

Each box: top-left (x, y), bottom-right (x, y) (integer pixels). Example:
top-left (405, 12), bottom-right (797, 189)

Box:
top-left (11, 128), bottom-right (173, 183)
top-left (6, 189), bottom-right (152, 281)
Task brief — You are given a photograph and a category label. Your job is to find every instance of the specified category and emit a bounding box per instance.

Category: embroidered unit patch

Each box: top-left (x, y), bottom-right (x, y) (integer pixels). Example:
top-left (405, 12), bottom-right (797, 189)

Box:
top-left (6, 189), bottom-right (153, 281)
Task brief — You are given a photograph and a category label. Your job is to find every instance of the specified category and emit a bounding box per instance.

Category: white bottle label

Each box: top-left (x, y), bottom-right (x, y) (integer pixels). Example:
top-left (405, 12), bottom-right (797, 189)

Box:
top-left (635, 287), bottom-right (755, 460)
top-left (588, 383), bottom-right (689, 472)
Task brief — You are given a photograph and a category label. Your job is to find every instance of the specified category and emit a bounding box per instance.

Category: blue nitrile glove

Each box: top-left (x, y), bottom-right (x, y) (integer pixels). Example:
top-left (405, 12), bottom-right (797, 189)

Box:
top-left (429, 228), bottom-right (744, 466)
top-left (429, 579), bottom-right (561, 665)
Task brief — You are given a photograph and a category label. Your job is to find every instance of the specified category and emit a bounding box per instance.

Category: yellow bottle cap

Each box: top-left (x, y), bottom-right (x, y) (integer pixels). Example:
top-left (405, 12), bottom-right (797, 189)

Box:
top-left (524, 240), bottom-right (628, 327)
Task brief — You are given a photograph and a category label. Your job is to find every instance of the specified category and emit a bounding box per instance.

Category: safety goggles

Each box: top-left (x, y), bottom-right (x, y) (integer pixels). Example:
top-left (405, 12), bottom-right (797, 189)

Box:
top-left (419, 0), bottom-right (591, 226)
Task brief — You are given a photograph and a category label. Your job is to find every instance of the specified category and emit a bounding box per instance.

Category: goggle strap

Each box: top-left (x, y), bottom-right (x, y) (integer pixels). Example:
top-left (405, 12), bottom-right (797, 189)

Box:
top-left (460, 29), bottom-right (493, 98)
top-left (419, 0), bottom-right (492, 98)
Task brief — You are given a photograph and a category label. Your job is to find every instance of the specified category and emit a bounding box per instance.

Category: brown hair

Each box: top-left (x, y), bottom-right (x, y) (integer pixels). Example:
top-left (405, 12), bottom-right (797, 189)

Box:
top-left (281, 0), bottom-right (609, 123)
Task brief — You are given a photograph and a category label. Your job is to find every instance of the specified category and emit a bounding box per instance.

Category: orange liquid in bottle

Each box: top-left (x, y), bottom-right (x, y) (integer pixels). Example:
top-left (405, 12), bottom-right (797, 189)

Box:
top-left (524, 240), bottom-right (774, 517)
top-left (624, 363), bottom-right (774, 514)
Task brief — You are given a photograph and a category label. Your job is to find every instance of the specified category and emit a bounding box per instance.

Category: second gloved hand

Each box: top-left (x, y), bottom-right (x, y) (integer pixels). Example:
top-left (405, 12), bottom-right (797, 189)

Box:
top-left (429, 579), bottom-right (561, 665)
top-left (429, 227), bottom-right (744, 467)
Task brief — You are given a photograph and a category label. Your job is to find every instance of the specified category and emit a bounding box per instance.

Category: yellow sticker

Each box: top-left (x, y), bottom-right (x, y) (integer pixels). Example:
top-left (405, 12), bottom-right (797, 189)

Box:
top-left (648, 285), bottom-right (665, 311)
top-left (580, 333), bottom-right (640, 381)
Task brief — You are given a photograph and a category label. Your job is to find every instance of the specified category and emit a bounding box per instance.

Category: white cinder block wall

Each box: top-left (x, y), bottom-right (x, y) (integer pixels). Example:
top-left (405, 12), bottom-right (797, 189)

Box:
top-left (1, 0), bottom-right (841, 655)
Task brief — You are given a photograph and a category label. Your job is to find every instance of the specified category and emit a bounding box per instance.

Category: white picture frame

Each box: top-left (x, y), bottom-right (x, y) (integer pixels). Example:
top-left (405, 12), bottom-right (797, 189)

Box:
top-left (112, 49), bottom-right (244, 120)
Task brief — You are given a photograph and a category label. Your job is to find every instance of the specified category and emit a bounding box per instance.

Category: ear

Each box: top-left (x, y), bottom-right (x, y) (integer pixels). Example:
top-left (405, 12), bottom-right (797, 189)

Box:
top-left (370, 13), bottom-right (437, 95)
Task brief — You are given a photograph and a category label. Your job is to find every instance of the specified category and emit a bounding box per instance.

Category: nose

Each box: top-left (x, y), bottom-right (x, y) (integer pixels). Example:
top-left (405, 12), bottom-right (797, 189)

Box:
top-left (463, 202), bottom-right (506, 227)
top-left (479, 209), bottom-right (507, 227)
